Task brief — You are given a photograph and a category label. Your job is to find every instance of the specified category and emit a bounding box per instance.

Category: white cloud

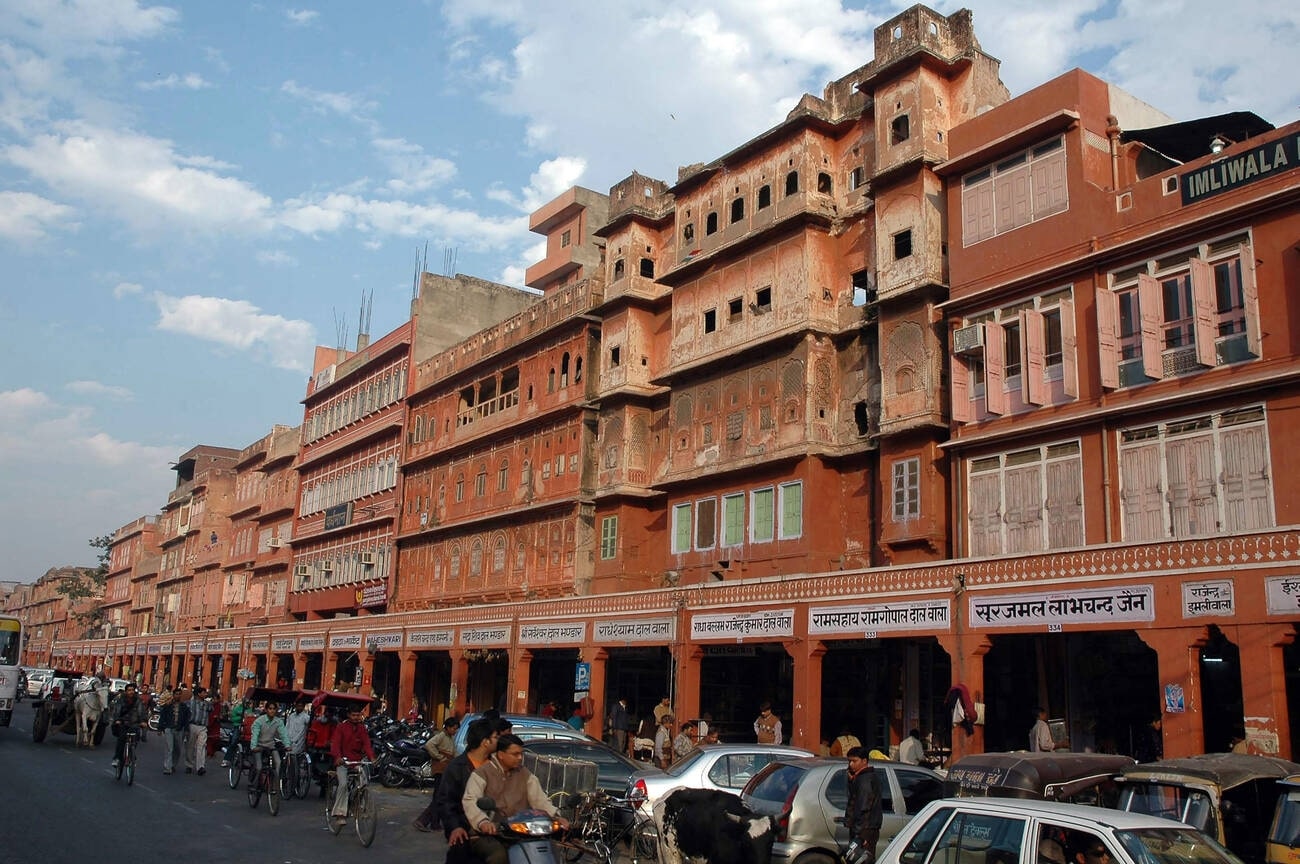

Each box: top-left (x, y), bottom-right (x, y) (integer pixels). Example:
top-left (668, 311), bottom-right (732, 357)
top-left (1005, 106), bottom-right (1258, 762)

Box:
top-left (486, 156), bottom-right (587, 213)
top-left (286, 9), bottom-right (320, 27)
top-left (256, 248), bottom-right (298, 266)
top-left (0, 190), bottom-right (74, 239)
top-left (5, 122), bottom-right (274, 233)
top-left (65, 379), bottom-right (133, 400)
top-left (0, 0), bottom-right (179, 59)
top-left (279, 192), bottom-right (527, 248)
top-left (0, 387), bottom-right (168, 468)
top-left (372, 137), bottom-right (457, 194)
top-left (152, 292), bottom-right (317, 371)
top-left (280, 79), bottom-right (377, 123)
top-left (113, 281), bottom-right (143, 298)
top-left (138, 72), bottom-right (212, 91)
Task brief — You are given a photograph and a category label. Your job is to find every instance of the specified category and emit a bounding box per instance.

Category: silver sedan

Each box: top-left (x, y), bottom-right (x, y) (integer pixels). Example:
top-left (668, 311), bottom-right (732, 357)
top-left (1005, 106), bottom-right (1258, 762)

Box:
top-left (625, 743), bottom-right (814, 815)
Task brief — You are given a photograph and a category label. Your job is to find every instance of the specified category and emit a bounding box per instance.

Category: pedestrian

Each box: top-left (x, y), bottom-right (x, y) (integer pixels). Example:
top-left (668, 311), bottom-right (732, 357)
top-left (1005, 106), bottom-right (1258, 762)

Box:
top-left (654, 714), bottom-right (675, 769)
top-left (415, 716), bottom-right (498, 843)
top-left (696, 711), bottom-right (713, 741)
top-left (284, 699), bottom-right (311, 758)
top-left (755, 701), bottom-right (783, 744)
top-left (844, 746), bottom-right (883, 864)
top-left (158, 685), bottom-right (191, 774)
top-left (1029, 707), bottom-right (1064, 752)
top-left (673, 719), bottom-right (699, 758)
top-left (898, 728), bottom-right (925, 765)
top-left (829, 725), bottom-right (862, 757)
top-left (567, 705), bottom-right (586, 731)
top-left (1134, 715), bottom-right (1163, 763)
top-left (607, 696), bottom-right (630, 755)
top-left (653, 696), bottom-right (673, 724)
top-left (186, 686), bottom-right (214, 775)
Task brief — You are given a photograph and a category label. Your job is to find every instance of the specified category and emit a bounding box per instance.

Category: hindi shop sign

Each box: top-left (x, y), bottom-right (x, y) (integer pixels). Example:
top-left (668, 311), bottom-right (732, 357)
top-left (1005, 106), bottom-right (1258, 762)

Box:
top-left (1182, 580), bottom-right (1235, 618)
top-left (460, 626), bottom-right (511, 647)
top-left (809, 599), bottom-right (951, 636)
top-left (690, 609), bottom-right (795, 641)
top-left (519, 623), bottom-right (586, 645)
top-left (299, 636), bottom-right (325, 651)
top-left (969, 585), bottom-right (1155, 628)
top-left (1265, 575), bottom-right (1300, 615)
top-left (329, 633), bottom-right (363, 650)
top-left (407, 629), bottom-right (455, 649)
top-left (355, 582), bottom-right (387, 609)
top-left (272, 637), bottom-right (297, 652)
top-left (593, 617), bottom-right (675, 644)
top-left (1181, 130), bottom-right (1300, 206)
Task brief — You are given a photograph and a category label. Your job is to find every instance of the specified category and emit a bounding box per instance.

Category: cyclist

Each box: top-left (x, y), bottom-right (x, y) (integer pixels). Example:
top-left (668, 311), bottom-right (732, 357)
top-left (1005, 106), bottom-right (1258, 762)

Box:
top-left (330, 705), bottom-right (376, 823)
top-left (249, 700), bottom-right (291, 787)
top-left (284, 699), bottom-right (311, 756)
top-left (110, 682), bottom-right (149, 769)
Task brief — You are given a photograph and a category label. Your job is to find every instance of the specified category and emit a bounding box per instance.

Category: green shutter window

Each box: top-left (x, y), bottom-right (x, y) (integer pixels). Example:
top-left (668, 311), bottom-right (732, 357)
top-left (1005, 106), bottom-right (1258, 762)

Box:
top-left (722, 494), bottom-right (745, 547)
top-left (751, 488), bottom-right (774, 543)
top-left (600, 516), bottom-right (618, 560)
top-left (672, 503), bottom-right (692, 553)
top-left (779, 482), bottom-right (803, 539)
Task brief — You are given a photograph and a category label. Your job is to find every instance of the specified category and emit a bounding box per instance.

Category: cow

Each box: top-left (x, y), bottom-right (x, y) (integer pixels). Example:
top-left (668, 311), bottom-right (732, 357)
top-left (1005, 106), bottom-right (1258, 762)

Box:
top-left (652, 787), bottom-right (776, 864)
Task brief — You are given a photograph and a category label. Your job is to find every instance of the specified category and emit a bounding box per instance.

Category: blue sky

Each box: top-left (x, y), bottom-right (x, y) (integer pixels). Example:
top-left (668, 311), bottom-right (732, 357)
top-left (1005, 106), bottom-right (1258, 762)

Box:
top-left (2, 0), bottom-right (1296, 582)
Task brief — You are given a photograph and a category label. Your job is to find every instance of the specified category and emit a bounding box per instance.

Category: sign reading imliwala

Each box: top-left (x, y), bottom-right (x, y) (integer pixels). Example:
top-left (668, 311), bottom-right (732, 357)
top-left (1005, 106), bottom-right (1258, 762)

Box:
top-left (1181, 130), bottom-right (1300, 206)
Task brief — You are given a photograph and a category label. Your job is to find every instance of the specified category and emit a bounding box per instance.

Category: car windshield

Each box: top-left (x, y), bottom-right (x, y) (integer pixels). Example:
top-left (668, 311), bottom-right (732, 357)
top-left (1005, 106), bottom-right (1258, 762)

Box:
top-left (745, 763), bottom-right (808, 804)
top-left (1115, 828), bottom-right (1240, 864)
top-left (665, 749), bottom-right (707, 776)
top-left (1270, 789), bottom-right (1300, 845)
top-left (1120, 784), bottom-right (1218, 836)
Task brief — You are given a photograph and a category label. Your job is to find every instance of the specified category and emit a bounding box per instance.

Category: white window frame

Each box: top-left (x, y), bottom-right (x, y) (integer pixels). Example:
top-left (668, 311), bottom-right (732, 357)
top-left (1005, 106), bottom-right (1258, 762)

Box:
top-left (671, 503), bottom-right (692, 554)
top-left (778, 481), bottom-right (803, 540)
top-left (600, 516), bottom-right (618, 560)
top-left (892, 458), bottom-right (921, 521)
top-left (750, 487), bottom-right (774, 544)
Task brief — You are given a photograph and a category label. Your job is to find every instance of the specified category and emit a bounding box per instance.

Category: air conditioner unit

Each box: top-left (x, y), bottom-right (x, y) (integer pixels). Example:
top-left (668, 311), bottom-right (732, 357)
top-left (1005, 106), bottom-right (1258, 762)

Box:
top-left (293, 564), bottom-right (310, 577)
top-left (319, 562), bottom-right (333, 573)
top-left (267, 538), bottom-right (283, 549)
top-left (360, 552), bottom-right (376, 566)
top-left (953, 323), bottom-right (986, 355)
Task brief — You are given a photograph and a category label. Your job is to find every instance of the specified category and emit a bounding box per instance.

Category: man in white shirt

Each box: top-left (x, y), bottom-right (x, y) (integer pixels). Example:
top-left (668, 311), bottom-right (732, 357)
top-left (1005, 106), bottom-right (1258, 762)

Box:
top-left (898, 728), bottom-right (925, 765)
top-left (1029, 707), bottom-right (1061, 752)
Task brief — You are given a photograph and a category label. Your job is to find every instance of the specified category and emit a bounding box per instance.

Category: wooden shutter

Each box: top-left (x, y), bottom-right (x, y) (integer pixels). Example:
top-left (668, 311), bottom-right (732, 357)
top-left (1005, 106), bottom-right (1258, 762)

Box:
top-left (951, 351), bottom-right (971, 423)
top-left (1241, 250), bottom-right (1262, 357)
top-left (962, 182), bottom-right (995, 246)
top-left (1030, 147), bottom-right (1068, 216)
top-left (1120, 442), bottom-right (1165, 541)
top-left (1221, 424), bottom-right (1273, 532)
top-left (672, 504), bottom-right (692, 552)
top-left (780, 483), bottom-right (803, 538)
top-left (1165, 433), bottom-right (1217, 537)
top-left (1021, 308), bottom-right (1046, 405)
top-left (1046, 454), bottom-right (1084, 548)
top-left (1137, 274), bottom-right (1164, 380)
top-left (984, 320), bottom-right (1007, 416)
top-left (968, 470), bottom-right (1003, 557)
top-left (1096, 286), bottom-right (1120, 390)
top-left (995, 164), bottom-right (1031, 233)
top-left (1004, 462), bottom-right (1044, 553)
top-left (1060, 296), bottom-right (1079, 397)
top-left (1190, 258), bottom-right (1217, 367)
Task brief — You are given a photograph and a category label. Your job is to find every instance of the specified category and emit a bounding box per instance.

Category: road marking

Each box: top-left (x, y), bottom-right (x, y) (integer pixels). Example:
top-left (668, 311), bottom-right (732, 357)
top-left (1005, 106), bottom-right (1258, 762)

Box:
top-left (173, 801), bottom-right (199, 815)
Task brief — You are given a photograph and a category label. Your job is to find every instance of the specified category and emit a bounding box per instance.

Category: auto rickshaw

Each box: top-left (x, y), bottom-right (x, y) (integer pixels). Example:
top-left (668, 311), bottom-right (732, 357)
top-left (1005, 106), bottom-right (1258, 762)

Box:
top-left (944, 751), bottom-right (1135, 806)
top-left (1115, 753), bottom-right (1300, 864)
top-left (1267, 774), bottom-right (1300, 864)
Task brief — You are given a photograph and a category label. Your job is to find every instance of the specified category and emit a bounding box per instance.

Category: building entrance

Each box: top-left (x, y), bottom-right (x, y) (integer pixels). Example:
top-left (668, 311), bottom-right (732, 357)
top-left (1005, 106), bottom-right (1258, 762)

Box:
top-left (1199, 624), bottom-right (1244, 754)
top-left (527, 648), bottom-right (580, 715)
top-left (370, 651), bottom-right (401, 714)
top-left (821, 638), bottom-right (951, 754)
top-left (466, 650), bottom-right (508, 712)
top-left (604, 647), bottom-right (672, 733)
top-left (983, 630), bottom-right (1157, 755)
top-left (302, 653), bottom-right (323, 689)
top-left (699, 644), bottom-right (792, 743)
top-left (412, 652), bottom-right (453, 724)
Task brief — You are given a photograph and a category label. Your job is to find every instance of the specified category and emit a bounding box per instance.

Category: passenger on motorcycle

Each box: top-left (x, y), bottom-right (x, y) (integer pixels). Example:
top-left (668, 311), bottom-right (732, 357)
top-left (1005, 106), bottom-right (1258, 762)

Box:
top-left (462, 734), bottom-right (569, 864)
top-left (249, 701), bottom-right (291, 783)
top-left (109, 683), bottom-right (149, 768)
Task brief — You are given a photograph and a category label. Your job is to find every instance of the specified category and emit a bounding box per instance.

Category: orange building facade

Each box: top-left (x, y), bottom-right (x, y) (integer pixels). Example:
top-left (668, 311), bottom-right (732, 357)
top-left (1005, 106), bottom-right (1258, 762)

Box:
top-left (36, 5), bottom-right (1300, 760)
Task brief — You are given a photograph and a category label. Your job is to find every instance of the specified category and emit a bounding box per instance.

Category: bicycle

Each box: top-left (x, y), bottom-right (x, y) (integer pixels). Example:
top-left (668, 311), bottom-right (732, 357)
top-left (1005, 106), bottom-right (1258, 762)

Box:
top-left (115, 728), bottom-right (141, 786)
top-left (227, 740), bottom-right (252, 790)
top-left (248, 746), bottom-right (284, 816)
top-left (283, 749), bottom-right (313, 799)
top-left (561, 790), bottom-right (659, 864)
top-left (324, 759), bottom-right (376, 847)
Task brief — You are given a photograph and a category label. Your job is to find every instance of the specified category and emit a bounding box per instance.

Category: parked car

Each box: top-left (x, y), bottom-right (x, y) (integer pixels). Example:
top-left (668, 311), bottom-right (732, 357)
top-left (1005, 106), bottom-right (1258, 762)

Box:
top-left (1114, 752), bottom-right (1300, 864)
top-left (742, 756), bottom-right (944, 862)
top-left (24, 668), bottom-right (52, 699)
top-left (878, 797), bottom-right (1238, 864)
top-left (1267, 773), bottom-right (1300, 864)
top-left (945, 751), bottom-right (1135, 806)
top-left (626, 742), bottom-right (813, 815)
top-left (453, 712), bottom-right (596, 753)
top-left (525, 737), bottom-right (649, 797)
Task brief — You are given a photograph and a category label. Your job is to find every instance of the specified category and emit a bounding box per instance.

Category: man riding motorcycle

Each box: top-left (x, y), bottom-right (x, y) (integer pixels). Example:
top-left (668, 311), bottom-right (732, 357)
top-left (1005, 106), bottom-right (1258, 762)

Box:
top-left (462, 734), bottom-right (569, 864)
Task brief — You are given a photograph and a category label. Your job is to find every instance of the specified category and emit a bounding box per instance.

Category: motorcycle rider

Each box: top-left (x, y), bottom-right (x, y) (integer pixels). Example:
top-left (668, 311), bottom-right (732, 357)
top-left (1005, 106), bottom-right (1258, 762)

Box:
top-left (462, 734), bottom-right (569, 864)
top-left (109, 682), bottom-right (149, 768)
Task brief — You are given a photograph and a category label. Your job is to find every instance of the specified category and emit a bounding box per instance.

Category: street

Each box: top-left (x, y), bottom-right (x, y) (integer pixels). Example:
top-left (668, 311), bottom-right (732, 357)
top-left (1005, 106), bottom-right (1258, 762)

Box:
top-left (0, 701), bottom-right (447, 864)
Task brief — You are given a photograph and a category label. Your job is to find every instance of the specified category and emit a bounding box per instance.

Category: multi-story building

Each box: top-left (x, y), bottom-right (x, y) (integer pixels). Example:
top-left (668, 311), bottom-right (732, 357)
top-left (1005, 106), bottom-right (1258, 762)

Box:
top-left (47, 5), bottom-right (1300, 761)
top-left (939, 68), bottom-right (1300, 758)
top-left (395, 187), bottom-right (608, 718)
top-left (287, 273), bottom-right (539, 700)
top-left (102, 516), bottom-right (158, 677)
top-left (14, 567), bottom-right (86, 667)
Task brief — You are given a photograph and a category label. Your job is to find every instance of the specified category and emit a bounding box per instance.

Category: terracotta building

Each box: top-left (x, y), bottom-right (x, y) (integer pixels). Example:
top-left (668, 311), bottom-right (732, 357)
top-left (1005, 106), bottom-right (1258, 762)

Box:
top-left (45, 5), bottom-right (1300, 761)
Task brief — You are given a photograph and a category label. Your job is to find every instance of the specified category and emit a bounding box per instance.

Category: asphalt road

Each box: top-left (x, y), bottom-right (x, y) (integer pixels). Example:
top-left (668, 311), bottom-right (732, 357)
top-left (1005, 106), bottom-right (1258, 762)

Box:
top-left (0, 700), bottom-right (448, 864)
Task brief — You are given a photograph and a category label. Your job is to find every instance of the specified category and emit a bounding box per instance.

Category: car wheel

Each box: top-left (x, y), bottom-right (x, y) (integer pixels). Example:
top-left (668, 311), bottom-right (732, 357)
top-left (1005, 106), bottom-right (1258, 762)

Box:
top-left (796, 852), bottom-right (838, 864)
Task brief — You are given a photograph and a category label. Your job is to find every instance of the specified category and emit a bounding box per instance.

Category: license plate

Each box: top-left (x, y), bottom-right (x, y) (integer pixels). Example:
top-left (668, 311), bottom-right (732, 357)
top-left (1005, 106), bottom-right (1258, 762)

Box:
top-left (0, 698), bottom-right (12, 710)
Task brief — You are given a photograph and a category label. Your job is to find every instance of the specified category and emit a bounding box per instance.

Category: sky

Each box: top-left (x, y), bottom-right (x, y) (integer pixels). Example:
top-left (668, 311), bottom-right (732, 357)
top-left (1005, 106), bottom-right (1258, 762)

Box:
top-left (1, 0), bottom-right (1297, 583)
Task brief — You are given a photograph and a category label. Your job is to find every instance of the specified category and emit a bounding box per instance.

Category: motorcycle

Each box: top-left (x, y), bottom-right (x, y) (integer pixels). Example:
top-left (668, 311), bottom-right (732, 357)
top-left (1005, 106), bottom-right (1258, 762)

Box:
top-left (476, 797), bottom-right (564, 864)
top-left (382, 752), bottom-right (442, 789)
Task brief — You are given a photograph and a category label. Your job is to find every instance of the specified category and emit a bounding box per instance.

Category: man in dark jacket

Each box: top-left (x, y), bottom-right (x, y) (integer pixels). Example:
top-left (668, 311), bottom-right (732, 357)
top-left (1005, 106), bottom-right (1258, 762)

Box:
top-left (418, 717), bottom-right (497, 856)
top-left (158, 687), bottom-right (191, 775)
top-left (110, 682), bottom-right (149, 768)
top-left (844, 746), bottom-right (883, 864)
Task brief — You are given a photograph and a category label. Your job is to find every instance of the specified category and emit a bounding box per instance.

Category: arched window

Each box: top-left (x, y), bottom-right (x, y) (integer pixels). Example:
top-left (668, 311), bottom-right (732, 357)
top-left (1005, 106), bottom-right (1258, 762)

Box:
top-left (455, 473), bottom-right (465, 502)
top-left (560, 353), bottom-right (570, 388)
top-left (469, 539), bottom-right (484, 577)
top-left (497, 460), bottom-right (509, 491)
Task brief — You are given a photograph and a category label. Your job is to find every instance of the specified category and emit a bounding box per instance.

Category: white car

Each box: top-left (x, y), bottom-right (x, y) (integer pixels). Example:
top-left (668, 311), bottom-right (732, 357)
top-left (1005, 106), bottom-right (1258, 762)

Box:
top-left (625, 743), bottom-right (813, 815)
top-left (879, 797), bottom-right (1238, 864)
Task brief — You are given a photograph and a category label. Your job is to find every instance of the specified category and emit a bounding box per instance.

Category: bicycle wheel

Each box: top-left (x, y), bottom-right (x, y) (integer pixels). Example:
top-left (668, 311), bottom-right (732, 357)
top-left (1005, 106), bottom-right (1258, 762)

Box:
top-left (125, 745), bottom-right (136, 786)
top-left (325, 776), bottom-right (344, 835)
top-left (294, 756), bottom-right (313, 799)
top-left (630, 819), bottom-right (659, 864)
top-left (115, 753), bottom-right (124, 782)
top-left (227, 747), bottom-right (242, 789)
top-left (248, 769), bottom-right (263, 808)
top-left (267, 774), bottom-right (281, 816)
top-left (281, 758), bottom-right (294, 799)
top-left (354, 786), bottom-right (377, 847)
